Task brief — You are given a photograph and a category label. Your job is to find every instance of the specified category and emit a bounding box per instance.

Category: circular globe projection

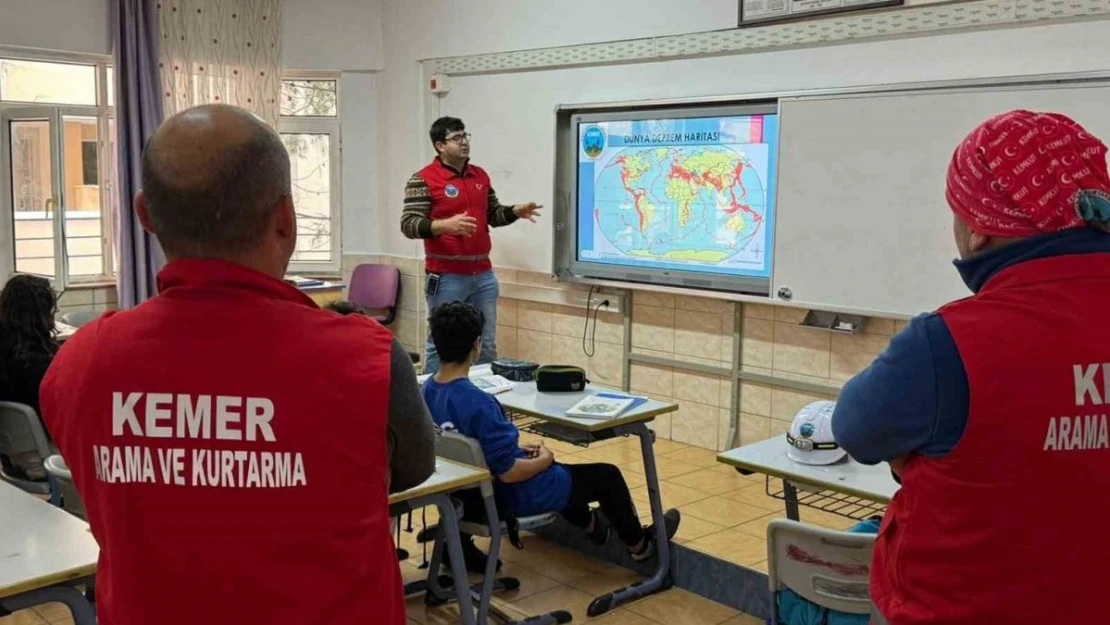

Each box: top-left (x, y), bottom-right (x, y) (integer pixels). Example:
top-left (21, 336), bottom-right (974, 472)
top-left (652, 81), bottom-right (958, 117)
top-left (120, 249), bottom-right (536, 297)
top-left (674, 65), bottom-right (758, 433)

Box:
top-left (592, 146), bottom-right (766, 265)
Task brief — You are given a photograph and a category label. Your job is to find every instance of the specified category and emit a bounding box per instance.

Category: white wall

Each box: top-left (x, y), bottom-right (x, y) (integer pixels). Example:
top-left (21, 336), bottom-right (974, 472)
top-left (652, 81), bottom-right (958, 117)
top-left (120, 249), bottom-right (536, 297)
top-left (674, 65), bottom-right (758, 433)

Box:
top-left (0, 0), bottom-right (110, 55)
top-left (375, 0), bottom-right (1110, 259)
top-left (340, 71), bottom-right (379, 253)
top-left (280, 0), bottom-right (383, 71)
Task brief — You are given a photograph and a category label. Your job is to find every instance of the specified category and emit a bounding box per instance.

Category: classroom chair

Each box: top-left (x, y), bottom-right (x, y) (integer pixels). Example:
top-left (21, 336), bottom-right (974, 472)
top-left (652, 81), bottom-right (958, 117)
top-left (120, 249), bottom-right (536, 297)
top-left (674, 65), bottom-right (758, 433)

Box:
top-left (347, 263), bottom-right (401, 325)
top-left (766, 519), bottom-right (888, 625)
top-left (409, 430), bottom-right (566, 623)
top-left (44, 454), bottom-right (86, 519)
top-left (59, 310), bottom-right (99, 328)
top-left (0, 401), bottom-right (60, 505)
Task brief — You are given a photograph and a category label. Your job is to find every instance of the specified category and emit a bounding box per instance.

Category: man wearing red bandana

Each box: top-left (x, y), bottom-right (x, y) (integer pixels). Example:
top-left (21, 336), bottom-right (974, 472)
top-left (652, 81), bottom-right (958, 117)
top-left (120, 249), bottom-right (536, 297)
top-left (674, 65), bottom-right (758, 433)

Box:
top-left (833, 110), bottom-right (1110, 625)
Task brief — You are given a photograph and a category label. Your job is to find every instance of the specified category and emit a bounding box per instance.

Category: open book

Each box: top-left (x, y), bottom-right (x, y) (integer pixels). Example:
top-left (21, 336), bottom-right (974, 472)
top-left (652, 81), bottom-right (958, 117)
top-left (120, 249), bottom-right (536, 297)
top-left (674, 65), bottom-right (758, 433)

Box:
top-left (565, 393), bottom-right (646, 419)
top-left (471, 374), bottom-right (515, 395)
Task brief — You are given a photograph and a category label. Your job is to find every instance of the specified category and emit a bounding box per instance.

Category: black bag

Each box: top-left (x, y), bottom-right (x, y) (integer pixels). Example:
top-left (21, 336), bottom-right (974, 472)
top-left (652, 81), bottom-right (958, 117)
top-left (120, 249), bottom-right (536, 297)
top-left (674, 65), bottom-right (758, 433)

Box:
top-left (535, 365), bottom-right (589, 392)
top-left (490, 359), bottom-right (539, 382)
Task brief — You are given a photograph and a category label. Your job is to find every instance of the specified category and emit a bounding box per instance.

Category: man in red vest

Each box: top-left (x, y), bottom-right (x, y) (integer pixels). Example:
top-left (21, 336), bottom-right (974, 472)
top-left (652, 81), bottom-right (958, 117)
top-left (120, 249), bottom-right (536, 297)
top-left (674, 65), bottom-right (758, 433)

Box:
top-left (833, 110), bottom-right (1110, 624)
top-left (400, 116), bottom-right (542, 374)
top-left (41, 104), bottom-right (436, 625)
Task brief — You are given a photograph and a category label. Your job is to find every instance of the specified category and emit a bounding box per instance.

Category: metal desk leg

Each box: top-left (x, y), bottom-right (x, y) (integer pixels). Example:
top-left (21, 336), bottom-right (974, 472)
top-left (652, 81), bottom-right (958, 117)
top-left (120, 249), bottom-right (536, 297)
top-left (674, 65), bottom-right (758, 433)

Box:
top-left (1, 584), bottom-right (96, 625)
top-left (783, 481), bottom-right (801, 521)
top-left (428, 493), bottom-right (478, 625)
top-left (482, 490), bottom-right (570, 625)
top-left (587, 422), bottom-right (672, 617)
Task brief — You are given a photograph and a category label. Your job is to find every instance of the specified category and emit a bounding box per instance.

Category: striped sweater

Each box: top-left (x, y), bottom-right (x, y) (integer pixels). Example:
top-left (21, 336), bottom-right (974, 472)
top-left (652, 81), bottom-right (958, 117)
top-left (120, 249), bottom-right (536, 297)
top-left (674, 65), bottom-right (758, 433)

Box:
top-left (400, 171), bottom-right (517, 240)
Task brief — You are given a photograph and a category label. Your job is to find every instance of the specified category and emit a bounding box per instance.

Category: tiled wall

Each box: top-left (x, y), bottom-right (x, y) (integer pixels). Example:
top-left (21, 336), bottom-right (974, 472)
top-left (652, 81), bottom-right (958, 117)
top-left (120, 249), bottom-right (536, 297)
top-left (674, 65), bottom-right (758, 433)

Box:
top-left (57, 285), bottom-right (119, 318)
top-left (343, 253), bottom-right (907, 452)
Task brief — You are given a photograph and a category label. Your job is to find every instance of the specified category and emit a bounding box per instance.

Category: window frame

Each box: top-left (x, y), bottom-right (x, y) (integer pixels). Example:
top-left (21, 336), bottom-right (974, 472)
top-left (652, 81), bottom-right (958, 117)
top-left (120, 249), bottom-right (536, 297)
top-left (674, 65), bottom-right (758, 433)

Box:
top-left (279, 71), bottom-right (342, 274)
top-left (0, 47), bottom-right (115, 288)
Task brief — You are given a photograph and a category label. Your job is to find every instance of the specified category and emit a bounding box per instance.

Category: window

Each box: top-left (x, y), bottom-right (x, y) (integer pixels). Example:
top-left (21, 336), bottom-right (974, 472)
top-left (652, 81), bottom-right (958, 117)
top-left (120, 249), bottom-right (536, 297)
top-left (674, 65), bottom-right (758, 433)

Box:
top-left (279, 74), bottom-right (341, 273)
top-left (1, 53), bottom-right (114, 286)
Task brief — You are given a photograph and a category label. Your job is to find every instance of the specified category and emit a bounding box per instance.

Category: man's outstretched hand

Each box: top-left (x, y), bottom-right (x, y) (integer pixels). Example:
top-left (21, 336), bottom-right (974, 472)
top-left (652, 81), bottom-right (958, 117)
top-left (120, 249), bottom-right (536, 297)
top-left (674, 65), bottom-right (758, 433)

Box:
top-left (513, 203), bottom-right (543, 222)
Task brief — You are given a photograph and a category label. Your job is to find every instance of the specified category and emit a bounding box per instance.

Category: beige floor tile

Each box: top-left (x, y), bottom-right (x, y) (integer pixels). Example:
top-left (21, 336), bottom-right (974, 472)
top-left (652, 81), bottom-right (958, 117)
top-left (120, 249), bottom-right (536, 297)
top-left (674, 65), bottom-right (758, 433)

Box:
top-left (666, 467), bottom-right (749, 497)
top-left (587, 609), bottom-right (659, 625)
top-left (662, 447), bottom-right (721, 468)
top-left (565, 567), bottom-right (644, 596)
top-left (630, 481), bottom-right (713, 509)
top-left (672, 513), bottom-right (728, 544)
top-left (405, 598), bottom-right (464, 625)
top-left (721, 613), bottom-right (767, 625)
top-left (32, 603), bottom-right (71, 623)
top-left (572, 444), bottom-right (647, 466)
top-left (626, 587), bottom-right (738, 625)
top-left (686, 529), bottom-right (768, 567)
top-left (514, 586), bottom-right (597, 623)
top-left (620, 456), bottom-right (700, 480)
top-left (719, 484), bottom-right (787, 512)
top-left (734, 513), bottom-right (780, 540)
top-left (497, 562), bottom-right (566, 601)
top-left (503, 539), bottom-right (615, 583)
top-left (0, 612), bottom-right (47, 625)
top-left (749, 560), bottom-right (769, 574)
top-left (681, 496), bottom-right (772, 528)
top-left (799, 508), bottom-right (857, 531)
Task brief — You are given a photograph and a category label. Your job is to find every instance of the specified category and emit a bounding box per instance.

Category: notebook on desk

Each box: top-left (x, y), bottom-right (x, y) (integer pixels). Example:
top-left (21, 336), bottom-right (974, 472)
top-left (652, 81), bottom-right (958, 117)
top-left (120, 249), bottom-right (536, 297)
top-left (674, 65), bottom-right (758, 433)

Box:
top-left (285, 275), bottom-right (326, 288)
top-left (565, 393), bottom-right (647, 419)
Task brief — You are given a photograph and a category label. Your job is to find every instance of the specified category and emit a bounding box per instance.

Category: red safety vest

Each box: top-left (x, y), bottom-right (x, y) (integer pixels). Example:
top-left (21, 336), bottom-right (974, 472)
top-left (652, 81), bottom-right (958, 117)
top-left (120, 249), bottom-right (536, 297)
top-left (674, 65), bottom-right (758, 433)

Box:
top-left (872, 253), bottom-right (1110, 624)
top-left (417, 158), bottom-right (494, 275)
top-left (41, 259), bottom-right (403, 625)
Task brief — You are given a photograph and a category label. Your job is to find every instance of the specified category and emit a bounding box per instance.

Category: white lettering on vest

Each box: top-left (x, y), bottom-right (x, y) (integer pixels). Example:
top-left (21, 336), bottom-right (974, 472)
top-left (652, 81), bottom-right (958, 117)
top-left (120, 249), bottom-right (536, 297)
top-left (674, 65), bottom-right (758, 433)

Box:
top-left (112, 392), bottom-right (143, 436)
top-left (216, 396), bottom-right (243, 441)
top-left (177, 395), bottom-right (212, 439)
top-left (145, 393), bottom-right (173, 438)
top-left (1074, 364), bottom-right (1102, 406)
top-left (1044, 415), bottom-right (1110, 452)
top-left (245, 398), bottom-right (275, 442)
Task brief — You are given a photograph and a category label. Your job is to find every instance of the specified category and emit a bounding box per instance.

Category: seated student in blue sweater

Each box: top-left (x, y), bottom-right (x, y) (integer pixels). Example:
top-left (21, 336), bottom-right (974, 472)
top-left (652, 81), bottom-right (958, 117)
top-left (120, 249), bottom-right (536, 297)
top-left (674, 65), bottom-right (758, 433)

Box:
top-left (421, 301), bottom-right (681, 565)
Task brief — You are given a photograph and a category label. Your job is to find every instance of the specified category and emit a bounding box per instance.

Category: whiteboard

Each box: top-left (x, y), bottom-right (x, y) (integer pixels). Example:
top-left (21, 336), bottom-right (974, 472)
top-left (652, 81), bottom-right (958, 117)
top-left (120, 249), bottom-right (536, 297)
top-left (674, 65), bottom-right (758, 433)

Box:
top-left (773, 82), bottom-right (1110, 317)
top-left (436, 20), bottom-right (1110, 313)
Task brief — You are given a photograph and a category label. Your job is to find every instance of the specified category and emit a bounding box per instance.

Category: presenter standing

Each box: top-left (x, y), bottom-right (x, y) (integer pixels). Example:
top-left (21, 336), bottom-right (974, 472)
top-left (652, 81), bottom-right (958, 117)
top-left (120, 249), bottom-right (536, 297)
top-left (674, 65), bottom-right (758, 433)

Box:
top-left (401, 116), bottom-right (541, 374)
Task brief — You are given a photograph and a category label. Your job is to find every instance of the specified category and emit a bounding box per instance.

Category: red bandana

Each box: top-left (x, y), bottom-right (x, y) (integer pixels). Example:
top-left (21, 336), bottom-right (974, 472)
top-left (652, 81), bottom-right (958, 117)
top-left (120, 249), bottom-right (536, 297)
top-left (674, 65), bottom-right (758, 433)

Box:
top-left (946, 110), bottom-right (1110, 237)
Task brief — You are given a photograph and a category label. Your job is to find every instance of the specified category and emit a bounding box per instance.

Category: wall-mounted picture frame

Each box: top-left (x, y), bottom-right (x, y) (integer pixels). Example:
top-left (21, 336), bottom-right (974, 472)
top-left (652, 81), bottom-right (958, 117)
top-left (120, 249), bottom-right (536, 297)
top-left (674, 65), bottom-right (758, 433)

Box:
top-left (740, 0), bottom-right (905, 27)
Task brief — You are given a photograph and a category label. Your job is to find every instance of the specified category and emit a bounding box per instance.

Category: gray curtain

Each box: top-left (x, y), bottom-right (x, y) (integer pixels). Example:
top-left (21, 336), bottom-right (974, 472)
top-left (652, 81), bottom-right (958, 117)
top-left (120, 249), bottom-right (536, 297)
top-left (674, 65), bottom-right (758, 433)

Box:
top-left (112, 0), bottom-right (165, 308)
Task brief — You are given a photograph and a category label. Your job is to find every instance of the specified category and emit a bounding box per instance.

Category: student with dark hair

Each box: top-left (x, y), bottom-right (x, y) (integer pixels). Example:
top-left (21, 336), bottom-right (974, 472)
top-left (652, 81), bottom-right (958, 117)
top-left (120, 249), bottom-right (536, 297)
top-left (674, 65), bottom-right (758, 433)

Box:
top-left (0, 274), bottom-right (59, 480)
top-left (421, 301), bottom-right (680, 566)
top-left (400, 116), bottom-right (543, 374)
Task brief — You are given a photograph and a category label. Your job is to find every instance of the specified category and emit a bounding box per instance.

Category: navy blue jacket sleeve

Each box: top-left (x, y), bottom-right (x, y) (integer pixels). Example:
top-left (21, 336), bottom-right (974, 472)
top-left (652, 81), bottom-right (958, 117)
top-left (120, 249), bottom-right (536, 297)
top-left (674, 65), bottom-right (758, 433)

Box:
top-left (831, 313), bottom-right (970, 465)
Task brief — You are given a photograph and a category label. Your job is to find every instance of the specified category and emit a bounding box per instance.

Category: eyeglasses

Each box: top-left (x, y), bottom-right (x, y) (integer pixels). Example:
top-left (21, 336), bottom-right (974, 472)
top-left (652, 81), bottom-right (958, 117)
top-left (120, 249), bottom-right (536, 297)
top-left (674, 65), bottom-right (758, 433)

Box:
top-left (445, 132), bottom-right (472, 145)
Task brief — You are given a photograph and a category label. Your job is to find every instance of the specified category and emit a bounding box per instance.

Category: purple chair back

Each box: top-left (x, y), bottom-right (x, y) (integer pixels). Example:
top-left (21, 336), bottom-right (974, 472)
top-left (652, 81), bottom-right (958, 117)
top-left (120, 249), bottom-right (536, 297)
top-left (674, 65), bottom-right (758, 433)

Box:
top-left (347, 264), bottom-right (401, 323)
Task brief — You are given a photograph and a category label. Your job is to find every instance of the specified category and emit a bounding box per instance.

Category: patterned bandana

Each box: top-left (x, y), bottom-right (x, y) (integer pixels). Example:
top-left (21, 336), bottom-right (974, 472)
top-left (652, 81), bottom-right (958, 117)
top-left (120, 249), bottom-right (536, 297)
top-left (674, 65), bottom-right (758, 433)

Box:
top-left (946, 110), bottom-right (1110, 237)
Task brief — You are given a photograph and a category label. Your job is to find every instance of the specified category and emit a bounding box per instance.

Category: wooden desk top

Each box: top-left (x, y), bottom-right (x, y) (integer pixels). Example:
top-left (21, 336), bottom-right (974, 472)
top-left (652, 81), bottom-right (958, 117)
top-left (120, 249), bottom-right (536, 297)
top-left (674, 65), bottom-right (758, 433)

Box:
top-left (717, 437), bottom-right (899, 503)
top-left (388, 457), bottom-right (489, 506)
top-left (0, 481), bottom-right (98, 599)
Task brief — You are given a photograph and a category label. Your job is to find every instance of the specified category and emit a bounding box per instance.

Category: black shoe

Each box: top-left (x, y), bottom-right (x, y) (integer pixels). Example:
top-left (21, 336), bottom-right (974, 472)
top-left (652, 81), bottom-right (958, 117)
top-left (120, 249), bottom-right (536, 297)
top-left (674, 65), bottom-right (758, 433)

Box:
top-left (443, 536), bottom-right (503, 574)
top-left (586, 509), bottom-right (612, 546)
top-left (631, 508), bottom-right (681, 562)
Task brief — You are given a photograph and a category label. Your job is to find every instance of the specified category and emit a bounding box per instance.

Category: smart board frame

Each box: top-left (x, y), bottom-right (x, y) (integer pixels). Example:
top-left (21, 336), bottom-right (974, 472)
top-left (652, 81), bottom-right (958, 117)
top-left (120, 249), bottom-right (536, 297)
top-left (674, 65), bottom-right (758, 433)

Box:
top-left (739, 0), bottom-right (904, 27)
top-left (554, 100), bottom-right (780, 295)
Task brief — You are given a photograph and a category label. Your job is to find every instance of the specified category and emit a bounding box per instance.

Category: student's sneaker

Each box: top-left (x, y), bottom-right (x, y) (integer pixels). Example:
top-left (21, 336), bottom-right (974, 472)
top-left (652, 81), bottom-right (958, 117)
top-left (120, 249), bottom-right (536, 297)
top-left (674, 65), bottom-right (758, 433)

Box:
top-left (630, 508), bottom-right (681, 562)
top-left (586, 509), bottom-right (612, 546)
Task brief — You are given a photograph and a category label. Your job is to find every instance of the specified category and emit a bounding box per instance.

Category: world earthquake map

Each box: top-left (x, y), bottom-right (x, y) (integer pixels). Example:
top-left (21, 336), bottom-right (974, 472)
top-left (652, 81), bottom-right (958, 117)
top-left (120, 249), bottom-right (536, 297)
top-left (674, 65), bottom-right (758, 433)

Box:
top-left (594, 146), bottom-right (765, 263)
top-left (577, 115), bottom-right (777, 279)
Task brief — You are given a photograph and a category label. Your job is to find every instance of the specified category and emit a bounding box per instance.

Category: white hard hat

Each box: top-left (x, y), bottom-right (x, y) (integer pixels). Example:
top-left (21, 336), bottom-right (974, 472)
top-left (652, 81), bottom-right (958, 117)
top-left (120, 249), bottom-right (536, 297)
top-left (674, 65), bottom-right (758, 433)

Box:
top-left (786, 401), bottom-right (846, 466)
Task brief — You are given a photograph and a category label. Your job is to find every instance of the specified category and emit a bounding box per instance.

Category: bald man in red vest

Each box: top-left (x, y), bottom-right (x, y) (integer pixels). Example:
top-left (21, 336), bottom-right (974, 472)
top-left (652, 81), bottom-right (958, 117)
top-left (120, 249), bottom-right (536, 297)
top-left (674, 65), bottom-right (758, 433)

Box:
top-left (42, 104), bottom-right (435, 625)
top-left (833, 110), bottom-right (1110, 624)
